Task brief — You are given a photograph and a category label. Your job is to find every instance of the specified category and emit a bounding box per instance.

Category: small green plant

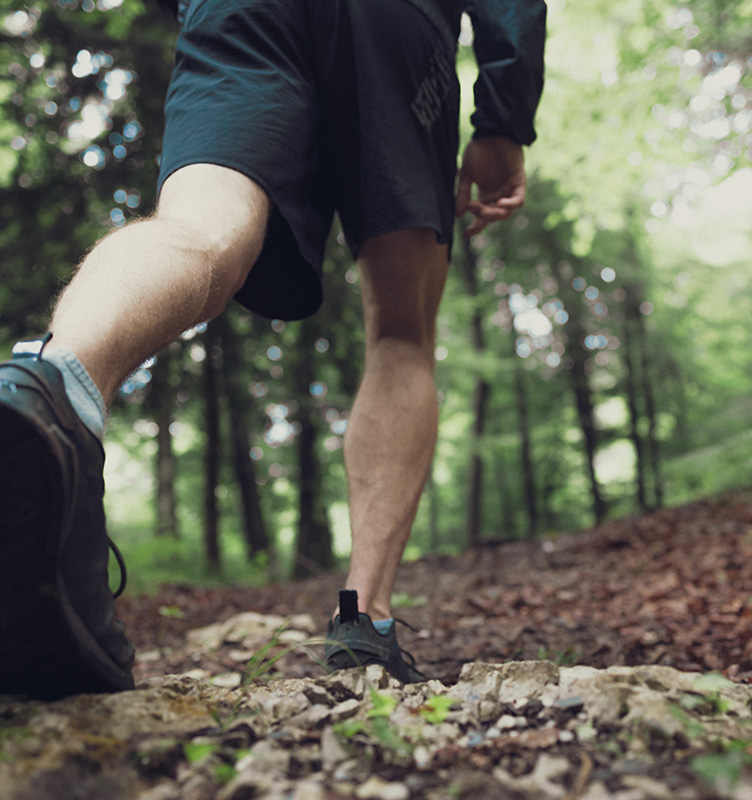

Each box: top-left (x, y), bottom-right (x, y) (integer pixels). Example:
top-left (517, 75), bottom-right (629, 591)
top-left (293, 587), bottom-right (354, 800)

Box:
top-left (156, 605), bottom-right (186, 653)
top-left (692, 741), bottom-right (752, 795)
top-left (391, 592), bottom-right (428, 609)
top-left (367, 687), bottom-right (398, 719)
top-left (214, 763), bottom-right (237, 785)
top-left (0, 725), bottom-right (32, 763)
top-left (183, 742), bottom-right (219, 764)
top-left (183, 741), bottom-right (252, 786)
top-left (418, 695), bottom-right (454, 724)
top-left (241, 622), bottom-right (329, 685)
top-left (669, 703), bottom-right (705, 739)
top-left (334, 689), bottom-right (413, 756)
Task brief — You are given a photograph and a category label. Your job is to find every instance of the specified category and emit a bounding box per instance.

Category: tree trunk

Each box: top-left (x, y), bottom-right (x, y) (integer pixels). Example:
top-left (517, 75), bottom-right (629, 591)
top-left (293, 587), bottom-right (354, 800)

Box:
top-left (557, 265), bottom-right (607, 523)
top-left (459, 236), bottom-right (489, 546)
top-left (621, 302), bottom-right (649, 511)
top-left (568, 339), bottom-right (607, 522)
top-left (149, 348), bottom-right (180, 538)
top-left (426, 461), bottom-right (440, 552)
top-left (634, 295), bottom-right (664, 508)
top-left (203, 324), bottom-right (222, 573)
top-left (294, 411), bottom-right (334, 577)
top-left (493, 450), bottom-right (518, 539)
top-left (467, 378), bottom-right (490, 545)
top-left (623, 284), bottom-right (664, 509)
top-left (214, 313), bottom-right (270, 560)
top-left (513, 351), bottom-right (539, 537)
top-left (292, 317), bottom-right (334, 578)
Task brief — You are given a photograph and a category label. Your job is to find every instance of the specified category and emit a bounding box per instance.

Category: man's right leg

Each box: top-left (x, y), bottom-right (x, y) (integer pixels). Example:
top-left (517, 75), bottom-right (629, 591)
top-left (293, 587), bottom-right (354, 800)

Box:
top-left (0, 164), bottom-right (270, 698)
top-left (49, 164), bottom-right (270, 402)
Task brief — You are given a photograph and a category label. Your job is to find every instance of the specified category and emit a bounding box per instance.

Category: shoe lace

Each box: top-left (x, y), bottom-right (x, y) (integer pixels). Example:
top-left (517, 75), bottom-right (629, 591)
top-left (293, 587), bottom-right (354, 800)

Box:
top-left (392, 617), bottom-right (427, 679)
top-left (108, 538), bottom-right (128, 599)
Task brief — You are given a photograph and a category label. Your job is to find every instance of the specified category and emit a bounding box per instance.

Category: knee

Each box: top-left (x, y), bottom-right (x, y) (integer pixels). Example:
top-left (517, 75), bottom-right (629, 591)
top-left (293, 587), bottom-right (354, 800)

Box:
top-left (358, 229), bottom-right (448, 356)
top-left (157, 164), bottom-right (271, 292)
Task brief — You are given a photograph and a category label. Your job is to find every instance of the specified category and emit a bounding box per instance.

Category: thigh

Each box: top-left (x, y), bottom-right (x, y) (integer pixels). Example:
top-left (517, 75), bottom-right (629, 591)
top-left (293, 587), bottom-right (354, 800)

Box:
top-left (158, 0), bottom-right (327, 321)
top-left (320, 0), bottom-right (461, 256)
top-left (357, 229), bottom-right (449, 348)
top-left (160, 0), bottom-right (316, 202)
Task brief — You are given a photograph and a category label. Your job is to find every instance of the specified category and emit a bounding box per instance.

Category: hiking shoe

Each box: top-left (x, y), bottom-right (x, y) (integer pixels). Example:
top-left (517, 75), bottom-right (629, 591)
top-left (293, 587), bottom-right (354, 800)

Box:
top-left (0, 336), bottom-right (135, 699)
top-left (325, 590), bottom-right (426, 684)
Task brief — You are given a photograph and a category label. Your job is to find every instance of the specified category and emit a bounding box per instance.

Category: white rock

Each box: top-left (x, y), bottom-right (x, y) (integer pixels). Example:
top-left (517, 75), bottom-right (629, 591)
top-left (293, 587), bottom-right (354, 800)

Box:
top-left (212, 672), bottom-right (242, 689)
top-left (620, 775), bottom-right (675, 799)
top-left (355, 775), bottom-right (410, 800)
top-left (321, 726), bottom-right (350, 772)
top-left (494, 754), bottom-right (570, 798)
top-left (133, 782), bottom-right (180, 800)
top-left (292, 779), bottom-right (326, 800)
top-left (330, 699), bottom-right (362, 723)
top-left (187, 611), bottom-right (287, 649)
top-left (496, 714), bottom-right (527, 729)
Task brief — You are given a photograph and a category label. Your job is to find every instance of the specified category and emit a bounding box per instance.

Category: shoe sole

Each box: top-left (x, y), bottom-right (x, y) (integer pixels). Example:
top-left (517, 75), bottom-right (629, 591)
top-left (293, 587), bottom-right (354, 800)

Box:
top-left (326, 619), bottom-right (425, 685)
top-left (0, 405), bottom-right (131, 699)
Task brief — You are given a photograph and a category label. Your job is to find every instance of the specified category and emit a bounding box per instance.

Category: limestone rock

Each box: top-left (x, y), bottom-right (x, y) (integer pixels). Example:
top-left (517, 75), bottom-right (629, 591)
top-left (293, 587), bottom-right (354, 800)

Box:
top-left (186, 611), bottom-right (316, 650)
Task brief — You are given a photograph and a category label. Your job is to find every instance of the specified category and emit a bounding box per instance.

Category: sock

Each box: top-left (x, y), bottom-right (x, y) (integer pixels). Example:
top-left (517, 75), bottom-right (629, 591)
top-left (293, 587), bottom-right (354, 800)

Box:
top-left (43, 348), bottom-right (107, 441)
top-left (373, 618), bottom-right (394, 634)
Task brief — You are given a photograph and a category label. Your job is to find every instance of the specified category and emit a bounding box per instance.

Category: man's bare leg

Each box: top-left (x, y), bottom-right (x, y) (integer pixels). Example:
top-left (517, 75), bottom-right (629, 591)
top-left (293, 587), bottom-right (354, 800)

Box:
top-left (343, 228), bottom-right (449, 622)
top-left (48, 164), bottom-right (270, 401)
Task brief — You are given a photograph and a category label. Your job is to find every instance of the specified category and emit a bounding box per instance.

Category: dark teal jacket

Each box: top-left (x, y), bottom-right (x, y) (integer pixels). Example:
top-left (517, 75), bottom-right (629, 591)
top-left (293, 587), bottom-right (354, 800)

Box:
top-left (424, 0), bottom-right (546, 145)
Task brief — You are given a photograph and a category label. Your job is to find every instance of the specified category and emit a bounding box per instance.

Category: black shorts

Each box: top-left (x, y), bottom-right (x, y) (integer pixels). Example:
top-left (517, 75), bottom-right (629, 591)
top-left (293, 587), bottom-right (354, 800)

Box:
top-left (159, 0), bottom-right (460, 320)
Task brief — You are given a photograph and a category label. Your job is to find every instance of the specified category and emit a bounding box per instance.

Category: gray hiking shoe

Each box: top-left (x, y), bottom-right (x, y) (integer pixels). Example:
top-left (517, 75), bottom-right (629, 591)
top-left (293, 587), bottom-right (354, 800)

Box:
top-left (0, 335), bottom-right (135, 699)
top-left (325, 590), bottom-right (426, 684)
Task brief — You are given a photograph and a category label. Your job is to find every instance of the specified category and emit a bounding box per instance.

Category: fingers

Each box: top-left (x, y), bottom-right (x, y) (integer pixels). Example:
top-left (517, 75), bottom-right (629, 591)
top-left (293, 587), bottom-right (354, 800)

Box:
top-left (461, 187), bottom-right (526, 238)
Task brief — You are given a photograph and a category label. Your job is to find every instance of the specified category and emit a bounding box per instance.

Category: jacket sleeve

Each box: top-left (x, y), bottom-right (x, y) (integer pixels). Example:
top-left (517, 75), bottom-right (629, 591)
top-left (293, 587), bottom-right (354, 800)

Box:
top-left (464, 0), bottom-right (547, 145)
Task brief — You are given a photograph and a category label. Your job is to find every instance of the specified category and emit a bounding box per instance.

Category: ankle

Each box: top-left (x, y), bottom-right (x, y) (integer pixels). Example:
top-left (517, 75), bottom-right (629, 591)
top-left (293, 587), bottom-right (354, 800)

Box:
top-left (43, 346), bottom-right (107, 440)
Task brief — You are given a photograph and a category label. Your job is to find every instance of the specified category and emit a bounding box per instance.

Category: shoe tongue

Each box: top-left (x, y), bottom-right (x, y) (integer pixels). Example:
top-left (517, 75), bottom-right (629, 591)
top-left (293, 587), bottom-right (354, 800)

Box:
top-left (339, 589), bottom-right (359, 623)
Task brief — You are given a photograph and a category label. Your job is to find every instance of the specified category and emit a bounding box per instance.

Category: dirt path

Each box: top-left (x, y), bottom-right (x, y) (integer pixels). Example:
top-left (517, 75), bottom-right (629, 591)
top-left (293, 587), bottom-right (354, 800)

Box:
top-left (119, 491), bottom-right (752, 687)
top-left (3, 493), bottom-right (752, 799)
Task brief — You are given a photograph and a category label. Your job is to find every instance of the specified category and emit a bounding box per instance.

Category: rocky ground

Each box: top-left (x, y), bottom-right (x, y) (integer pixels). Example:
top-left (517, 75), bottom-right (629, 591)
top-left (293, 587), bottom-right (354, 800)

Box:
top-left (3, 493), bottom-right (752, 799)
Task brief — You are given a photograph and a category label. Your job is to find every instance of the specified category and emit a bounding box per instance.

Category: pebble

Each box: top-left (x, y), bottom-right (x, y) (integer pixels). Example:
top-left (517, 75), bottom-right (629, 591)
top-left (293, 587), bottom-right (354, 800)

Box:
top-left (212, 672), bottom-right (242, 689)
top-left (355, 776), bottom-right (410, 800)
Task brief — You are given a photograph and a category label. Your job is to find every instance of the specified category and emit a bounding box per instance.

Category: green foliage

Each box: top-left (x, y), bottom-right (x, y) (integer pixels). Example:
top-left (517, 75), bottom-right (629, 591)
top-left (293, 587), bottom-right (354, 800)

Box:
top-left (367, 688), bottom-right (398, 719)
top-left (334, 689), bottom-right (413, 756)
top-left (668, 704), bottom-right (706, 740)
top-left (241, 624), bottom-right (328, 685)
top-left (183, 742), bottom-right (219, 765)
top-left (391, 592), bottom-right (428, 609)
top-left (213, 763), bottom-right (238, 786)
top-left (692, 742), bottom-right (752, 795)
top-left (418, 695), bottom-right (455, 724)
top-left (0, 725), bottom-right (32, 762)
top-left (182, 741), bottom-right (241, 785)
top-left (158, 605), bottom-right (186, 620)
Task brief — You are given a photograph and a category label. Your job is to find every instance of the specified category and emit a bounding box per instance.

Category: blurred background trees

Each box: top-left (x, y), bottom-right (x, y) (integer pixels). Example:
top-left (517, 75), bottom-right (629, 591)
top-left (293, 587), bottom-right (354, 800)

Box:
top-left (1, 0), bottom-right (751, 590)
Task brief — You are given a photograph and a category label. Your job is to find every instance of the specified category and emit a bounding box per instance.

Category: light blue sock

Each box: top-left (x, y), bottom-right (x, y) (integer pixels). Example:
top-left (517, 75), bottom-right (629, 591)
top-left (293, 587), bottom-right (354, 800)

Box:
top-left (373, 618), bottom-right (394, 634)
top-left (44, 348), bottom-right (107, 441)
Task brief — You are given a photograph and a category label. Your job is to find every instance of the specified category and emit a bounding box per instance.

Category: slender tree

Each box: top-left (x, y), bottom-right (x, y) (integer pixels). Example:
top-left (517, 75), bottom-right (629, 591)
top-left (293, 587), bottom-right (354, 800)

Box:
top-left (215, 312), bottom-right (270, 560)
top-left (202, 324), bottom-right (222, 572)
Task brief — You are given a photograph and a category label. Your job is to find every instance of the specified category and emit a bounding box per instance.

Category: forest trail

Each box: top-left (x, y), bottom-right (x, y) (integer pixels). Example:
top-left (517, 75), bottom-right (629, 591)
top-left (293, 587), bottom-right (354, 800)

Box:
top-left (121, 490), bottom-right (752, 686)
top-left (3, 492), bottom-right (752, 800)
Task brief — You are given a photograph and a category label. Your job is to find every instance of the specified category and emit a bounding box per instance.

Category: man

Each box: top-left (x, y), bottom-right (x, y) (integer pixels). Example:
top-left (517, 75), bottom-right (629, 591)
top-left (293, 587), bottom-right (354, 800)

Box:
top-left (0, 0), bottom-right (545, 698)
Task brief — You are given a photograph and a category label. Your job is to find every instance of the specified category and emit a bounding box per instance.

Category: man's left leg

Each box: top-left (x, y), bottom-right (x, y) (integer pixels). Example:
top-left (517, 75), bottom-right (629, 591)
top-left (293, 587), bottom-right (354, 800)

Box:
top-left (325, 228), bottom-right (448, 683)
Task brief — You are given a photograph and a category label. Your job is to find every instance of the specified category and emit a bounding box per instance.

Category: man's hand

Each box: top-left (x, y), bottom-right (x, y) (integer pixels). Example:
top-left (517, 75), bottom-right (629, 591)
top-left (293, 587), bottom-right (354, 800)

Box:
top-left (455, 136), bottom-right (526, 238)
